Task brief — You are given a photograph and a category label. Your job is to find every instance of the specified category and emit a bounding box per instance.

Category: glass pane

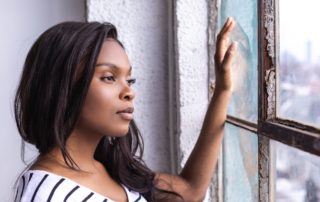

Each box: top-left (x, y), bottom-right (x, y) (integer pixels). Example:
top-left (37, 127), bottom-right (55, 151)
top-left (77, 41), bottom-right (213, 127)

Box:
top-left (278, 0), bottom-right (320, 126)
top-left (219, 0), bottom-right (258, 123)
top-left (273, 140), bottom-right (320, 201)
top-left (223, 124), bottom-right (258, 201)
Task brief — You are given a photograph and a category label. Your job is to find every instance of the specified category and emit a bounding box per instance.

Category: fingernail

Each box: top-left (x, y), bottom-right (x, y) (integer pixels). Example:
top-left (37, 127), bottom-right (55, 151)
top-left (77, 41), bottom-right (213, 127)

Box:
top-left (228, 17), bottom-right (234, 25)
top-left (225, 17), bottom-right (229, 25)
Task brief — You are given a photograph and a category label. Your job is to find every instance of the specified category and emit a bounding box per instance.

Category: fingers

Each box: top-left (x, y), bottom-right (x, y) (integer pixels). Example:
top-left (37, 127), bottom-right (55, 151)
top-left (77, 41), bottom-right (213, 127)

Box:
top-left (219, 17), bottom-right (232, 35)
top-left (221, 42), bottom-right (238, 71)
top-left (215, 17), bottom-right (235, 64)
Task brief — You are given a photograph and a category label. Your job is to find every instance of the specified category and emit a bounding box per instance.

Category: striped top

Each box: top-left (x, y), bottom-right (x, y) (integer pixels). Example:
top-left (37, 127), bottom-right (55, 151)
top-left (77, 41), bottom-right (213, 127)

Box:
top-left (15, 170), bottom-right (147, 202)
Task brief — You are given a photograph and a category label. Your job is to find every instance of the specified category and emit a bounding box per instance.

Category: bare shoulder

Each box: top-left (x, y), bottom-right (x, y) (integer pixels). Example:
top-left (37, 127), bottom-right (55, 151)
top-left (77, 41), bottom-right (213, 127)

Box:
top-left (29, 157), bottom-right (80, 180)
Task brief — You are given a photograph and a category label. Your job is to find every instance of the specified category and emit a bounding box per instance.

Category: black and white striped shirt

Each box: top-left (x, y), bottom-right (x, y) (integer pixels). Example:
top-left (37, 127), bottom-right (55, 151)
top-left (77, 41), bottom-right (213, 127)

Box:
top-left (15, 170), bottom-right (147, 202)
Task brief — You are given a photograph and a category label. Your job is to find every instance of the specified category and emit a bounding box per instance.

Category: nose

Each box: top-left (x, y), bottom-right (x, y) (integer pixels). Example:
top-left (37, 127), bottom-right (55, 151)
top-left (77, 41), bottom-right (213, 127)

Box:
top-left (119, 83), bottom-right (135, 101)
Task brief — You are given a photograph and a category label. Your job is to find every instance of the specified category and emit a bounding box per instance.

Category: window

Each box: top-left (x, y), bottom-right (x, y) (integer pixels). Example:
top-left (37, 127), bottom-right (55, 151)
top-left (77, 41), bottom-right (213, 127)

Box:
top-left (209, 0), bottom-right (320, 201)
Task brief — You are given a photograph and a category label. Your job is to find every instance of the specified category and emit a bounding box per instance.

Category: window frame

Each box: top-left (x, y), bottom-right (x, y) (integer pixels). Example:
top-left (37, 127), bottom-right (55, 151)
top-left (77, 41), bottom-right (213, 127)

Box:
top-left (209, 0), bottom-right (320, 201)
top-left (257, 0), bottom-right (320, 156)
top-left (220, 0), bottom-right (320, 155)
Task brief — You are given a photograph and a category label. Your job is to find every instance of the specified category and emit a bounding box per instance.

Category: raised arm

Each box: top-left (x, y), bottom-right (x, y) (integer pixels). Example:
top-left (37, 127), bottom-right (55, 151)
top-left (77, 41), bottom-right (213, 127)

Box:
top-left (154, 17), bottom-right (237, 201)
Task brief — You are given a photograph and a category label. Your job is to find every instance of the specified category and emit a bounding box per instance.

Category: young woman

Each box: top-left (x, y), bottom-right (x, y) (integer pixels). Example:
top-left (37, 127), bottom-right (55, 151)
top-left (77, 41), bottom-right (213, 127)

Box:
top-left (14, 17), bottom-right (236, 202)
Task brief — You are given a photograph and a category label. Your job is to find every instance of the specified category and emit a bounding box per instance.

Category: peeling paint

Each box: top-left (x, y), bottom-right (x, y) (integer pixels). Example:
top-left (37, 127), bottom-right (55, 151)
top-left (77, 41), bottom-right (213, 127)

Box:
top-left (264, 0), bottom-right (275, 64)
top-left (265, 68), bottom-right (276, 119)
top-left (258, 136), bottom-right (270, 202)
top-left (263, 0), bottom-right (276, 121)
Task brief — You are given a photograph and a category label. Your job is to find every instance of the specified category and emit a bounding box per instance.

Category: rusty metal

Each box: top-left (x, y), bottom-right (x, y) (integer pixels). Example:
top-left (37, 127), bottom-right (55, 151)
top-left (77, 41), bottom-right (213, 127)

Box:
top-left (226, 115), bottom-right (258, 134)
top-left (259, 0), bottom-right (276, 123)
top-left (261, 121), bottom-right (320, 156)
top-left (258, 0), bottom-right (276, 201)
top-left (258, 136), bottom-right (270, 202)
top-left (259, 0), bottom-right (320, 155)
top-left (276, 118), bottom-right (320, 133)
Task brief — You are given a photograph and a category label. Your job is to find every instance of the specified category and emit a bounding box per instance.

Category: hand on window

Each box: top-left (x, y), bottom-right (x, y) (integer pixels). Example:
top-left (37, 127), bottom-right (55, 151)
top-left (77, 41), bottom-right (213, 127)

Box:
top-left (214, 17), bottom-right (237, 92)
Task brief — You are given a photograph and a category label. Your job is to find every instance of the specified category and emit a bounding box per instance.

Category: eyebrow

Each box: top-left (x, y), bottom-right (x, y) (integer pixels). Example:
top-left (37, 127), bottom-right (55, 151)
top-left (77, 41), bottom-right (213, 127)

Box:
top-left (96, 62), bottom-right (132, 73)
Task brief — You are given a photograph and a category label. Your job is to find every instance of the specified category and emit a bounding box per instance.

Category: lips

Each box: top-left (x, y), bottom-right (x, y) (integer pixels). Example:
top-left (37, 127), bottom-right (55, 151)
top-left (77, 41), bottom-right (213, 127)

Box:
top-left (116, 107), bottom-right (134, 120)
top-left (117, 107), bottom-right (134, 113)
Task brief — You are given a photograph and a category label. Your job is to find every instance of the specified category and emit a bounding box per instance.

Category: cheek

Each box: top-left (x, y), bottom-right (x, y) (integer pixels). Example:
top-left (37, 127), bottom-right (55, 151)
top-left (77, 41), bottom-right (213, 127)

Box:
top-left (78, 83), bottom-right (129, 136)
top-left (85, 88), bottom-right (114, 118)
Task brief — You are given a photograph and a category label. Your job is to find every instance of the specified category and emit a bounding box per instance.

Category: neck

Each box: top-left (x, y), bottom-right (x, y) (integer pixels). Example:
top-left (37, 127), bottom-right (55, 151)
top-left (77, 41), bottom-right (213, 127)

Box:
top-left (43, 126), bottom-right (105, 174)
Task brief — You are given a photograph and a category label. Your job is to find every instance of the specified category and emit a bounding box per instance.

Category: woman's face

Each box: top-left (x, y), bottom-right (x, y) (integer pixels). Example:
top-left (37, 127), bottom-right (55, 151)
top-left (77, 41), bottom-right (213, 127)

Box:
top-left (77, 39), bottom-right (135, 138)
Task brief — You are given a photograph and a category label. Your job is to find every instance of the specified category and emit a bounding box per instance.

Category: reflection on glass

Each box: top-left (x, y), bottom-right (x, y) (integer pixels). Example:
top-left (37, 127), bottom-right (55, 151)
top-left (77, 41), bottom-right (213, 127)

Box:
top-left (223, 124), bottom-right (258, 201)
top-left (219, 0), bottom-right (258, 123)
top-left (273, 140), bottom-right (320, 201)
top-left (279, 0), bottom-right (320, 126)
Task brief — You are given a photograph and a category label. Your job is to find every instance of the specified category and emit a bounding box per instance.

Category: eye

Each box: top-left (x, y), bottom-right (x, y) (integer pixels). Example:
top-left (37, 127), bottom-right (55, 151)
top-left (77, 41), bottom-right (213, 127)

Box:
top-left (127, 78), bottom-right (136, 86)
top-left (101, 76), bottom-right (115, 82)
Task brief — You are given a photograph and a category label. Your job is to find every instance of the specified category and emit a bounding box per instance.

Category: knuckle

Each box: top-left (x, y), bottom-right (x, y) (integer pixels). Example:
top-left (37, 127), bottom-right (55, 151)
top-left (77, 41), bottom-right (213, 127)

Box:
top-left (217, 33), bottom-right (226, 41)
top-left (214, 54), bottom-right (221, 63)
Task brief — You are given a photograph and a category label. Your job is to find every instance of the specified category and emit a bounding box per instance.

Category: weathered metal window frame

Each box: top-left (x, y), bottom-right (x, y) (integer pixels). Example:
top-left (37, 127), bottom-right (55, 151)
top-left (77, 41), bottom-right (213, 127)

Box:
top-left (210, 0), bottom-right (320, 201)
top-left (258, 0), bottom-right (320, 156)
top-left (223, 0), bottom-right (320, 154)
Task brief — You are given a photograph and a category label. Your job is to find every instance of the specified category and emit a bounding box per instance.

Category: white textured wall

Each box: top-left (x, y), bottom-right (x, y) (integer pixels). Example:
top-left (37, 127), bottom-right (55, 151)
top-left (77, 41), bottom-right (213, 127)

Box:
top-left (87, 0), bottom-right (171, 172)
top-left (174, 0), bottom-right (209, 169)
top-left (0, 1), bottom-right (85, 201)
top-left (174, 0), bottom-right (212, 200)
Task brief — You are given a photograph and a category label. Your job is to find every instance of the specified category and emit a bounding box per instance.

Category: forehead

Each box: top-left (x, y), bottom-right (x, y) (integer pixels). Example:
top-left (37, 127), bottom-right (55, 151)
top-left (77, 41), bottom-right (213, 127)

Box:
top-left (96, 39), bottom-right (131, 69)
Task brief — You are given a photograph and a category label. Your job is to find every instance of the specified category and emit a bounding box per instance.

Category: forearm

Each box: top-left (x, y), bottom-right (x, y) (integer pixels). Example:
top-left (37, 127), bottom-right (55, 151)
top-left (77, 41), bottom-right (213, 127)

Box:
top-left (179, 88), bottom-right (232, 197)
top-left (153, 17), bottom-right (236, 201)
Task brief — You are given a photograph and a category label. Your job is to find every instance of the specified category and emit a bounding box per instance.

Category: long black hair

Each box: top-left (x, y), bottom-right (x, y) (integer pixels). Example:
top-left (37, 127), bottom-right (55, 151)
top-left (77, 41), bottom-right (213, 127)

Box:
top-left (14, 21), bottom-right (155, 200)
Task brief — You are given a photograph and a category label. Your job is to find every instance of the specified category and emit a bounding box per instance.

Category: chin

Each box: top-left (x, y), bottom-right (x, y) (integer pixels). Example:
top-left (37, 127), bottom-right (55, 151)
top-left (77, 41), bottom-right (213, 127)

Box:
top-left (120, 128), bottom-right (130, 136)
top-left (101, 121), bottom-right (131, 137)
top-left (114, 125), bottom-right (130, 137)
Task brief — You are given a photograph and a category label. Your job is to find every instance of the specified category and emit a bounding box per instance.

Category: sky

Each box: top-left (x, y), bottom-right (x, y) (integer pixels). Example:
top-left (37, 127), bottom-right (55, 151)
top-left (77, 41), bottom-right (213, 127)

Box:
top-left (280, 0), bottom-right (320, 64)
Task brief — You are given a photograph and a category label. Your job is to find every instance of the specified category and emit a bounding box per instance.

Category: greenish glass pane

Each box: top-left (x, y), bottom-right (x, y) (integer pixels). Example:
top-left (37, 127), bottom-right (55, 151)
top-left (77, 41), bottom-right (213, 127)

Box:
top-left (223, 124), bottom-right (258, 202)
top-left (218, 0), bottom-right (258, 123)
